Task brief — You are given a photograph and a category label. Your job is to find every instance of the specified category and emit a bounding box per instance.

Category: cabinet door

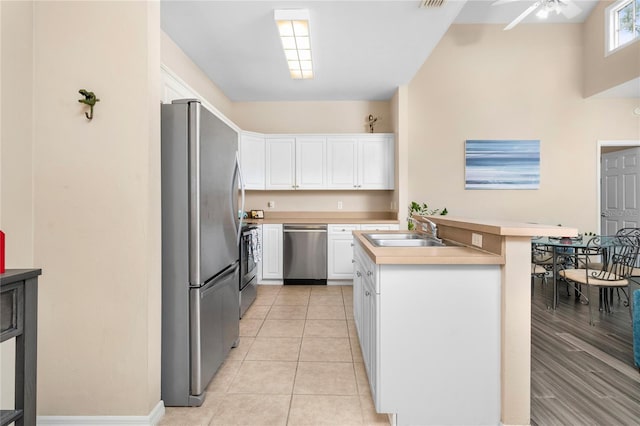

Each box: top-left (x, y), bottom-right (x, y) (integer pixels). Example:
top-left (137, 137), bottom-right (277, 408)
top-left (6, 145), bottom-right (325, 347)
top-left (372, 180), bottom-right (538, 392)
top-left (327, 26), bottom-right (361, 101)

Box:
top-left (266, 138), bottom-right (295, 190)
top-left (262, 224), bottom-right (283, 280)
top-left (360, 224), bottom-right (400, 231)
top-left (353, 246), bottom-right (364, 338)
top-left (327, 137), bottom-right (358, 189)
top-left (296, 137), bottom-right (326, 189)
top-left (328, 235), bottom-right (356, 279)
top-left (240, 133), bottom-right (265, 190)
top-left (358, 136), bottom-right (394, 189)
top-left (364, 277), bottom-right (378, 400)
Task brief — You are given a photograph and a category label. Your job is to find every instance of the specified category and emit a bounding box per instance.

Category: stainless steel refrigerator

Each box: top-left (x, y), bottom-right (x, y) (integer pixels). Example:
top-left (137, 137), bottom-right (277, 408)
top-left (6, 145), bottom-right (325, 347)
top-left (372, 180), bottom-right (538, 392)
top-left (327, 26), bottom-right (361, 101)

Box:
top-left (161, 99), bottom-right (244, 407)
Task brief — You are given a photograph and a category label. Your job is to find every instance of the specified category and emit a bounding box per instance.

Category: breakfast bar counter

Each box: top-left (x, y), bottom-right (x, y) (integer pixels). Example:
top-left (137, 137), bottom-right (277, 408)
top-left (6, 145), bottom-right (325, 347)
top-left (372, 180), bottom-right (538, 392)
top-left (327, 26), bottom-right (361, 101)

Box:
top-left (352, 215), bottom-right (577, 426)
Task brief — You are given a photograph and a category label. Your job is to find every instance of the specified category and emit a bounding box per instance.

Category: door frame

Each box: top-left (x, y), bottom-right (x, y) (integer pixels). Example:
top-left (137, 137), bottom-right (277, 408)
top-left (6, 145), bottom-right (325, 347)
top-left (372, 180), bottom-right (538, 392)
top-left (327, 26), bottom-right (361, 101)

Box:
top-left (596, 140), bottom-right (640, 233)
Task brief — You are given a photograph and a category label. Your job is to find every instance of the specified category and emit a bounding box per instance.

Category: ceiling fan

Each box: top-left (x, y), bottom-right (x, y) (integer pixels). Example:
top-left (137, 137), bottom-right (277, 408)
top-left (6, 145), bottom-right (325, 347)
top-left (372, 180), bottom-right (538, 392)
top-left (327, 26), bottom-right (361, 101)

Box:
top-left (493, 0), bottom-right (582, 31)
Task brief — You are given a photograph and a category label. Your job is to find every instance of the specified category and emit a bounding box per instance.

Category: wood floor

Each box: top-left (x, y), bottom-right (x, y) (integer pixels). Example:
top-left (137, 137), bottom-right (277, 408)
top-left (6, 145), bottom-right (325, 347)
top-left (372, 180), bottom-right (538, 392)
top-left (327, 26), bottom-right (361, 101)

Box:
top-left (531, 279), bottom-right (640, 425)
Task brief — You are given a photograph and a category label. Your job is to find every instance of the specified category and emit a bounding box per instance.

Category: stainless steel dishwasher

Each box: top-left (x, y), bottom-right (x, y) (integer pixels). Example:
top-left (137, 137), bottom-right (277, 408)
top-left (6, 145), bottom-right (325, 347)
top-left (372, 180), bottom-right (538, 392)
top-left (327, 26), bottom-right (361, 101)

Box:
top-left (283, 224), bottom-right (327, 285)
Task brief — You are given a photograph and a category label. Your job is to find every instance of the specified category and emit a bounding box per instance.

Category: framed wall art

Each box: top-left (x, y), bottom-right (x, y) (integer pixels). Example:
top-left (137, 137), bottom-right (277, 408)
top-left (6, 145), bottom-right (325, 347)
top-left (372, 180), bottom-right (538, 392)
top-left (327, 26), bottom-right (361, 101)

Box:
top-left (465, 140), bottom-right (540, 190)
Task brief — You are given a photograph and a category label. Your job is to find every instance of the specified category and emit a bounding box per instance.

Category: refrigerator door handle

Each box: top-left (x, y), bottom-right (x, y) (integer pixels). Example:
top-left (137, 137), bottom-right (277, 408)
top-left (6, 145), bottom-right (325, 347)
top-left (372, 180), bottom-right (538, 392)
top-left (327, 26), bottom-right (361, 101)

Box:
top-left (234, 151), bottom-right (246, 245)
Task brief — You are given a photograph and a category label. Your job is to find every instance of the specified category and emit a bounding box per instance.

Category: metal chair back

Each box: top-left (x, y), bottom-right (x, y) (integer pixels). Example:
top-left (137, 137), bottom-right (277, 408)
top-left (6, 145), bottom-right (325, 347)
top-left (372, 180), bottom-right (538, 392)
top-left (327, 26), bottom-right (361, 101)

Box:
top-left (585, 235), bottom-right (640, 282)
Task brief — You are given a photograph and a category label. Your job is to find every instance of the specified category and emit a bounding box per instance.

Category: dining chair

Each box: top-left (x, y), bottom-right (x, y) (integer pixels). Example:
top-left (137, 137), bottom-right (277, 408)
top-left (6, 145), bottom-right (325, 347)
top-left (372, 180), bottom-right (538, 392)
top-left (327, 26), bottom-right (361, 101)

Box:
top-left (582, 228), bottom-right (640, 300)
top-left (532, 240), bottom-right (577, 305)
top-left (558, 234), bottom-right (640, 326)
top-left (616, 228), bottom-right (640, 287)
top-left (531, 243), bottom-right (552, 307)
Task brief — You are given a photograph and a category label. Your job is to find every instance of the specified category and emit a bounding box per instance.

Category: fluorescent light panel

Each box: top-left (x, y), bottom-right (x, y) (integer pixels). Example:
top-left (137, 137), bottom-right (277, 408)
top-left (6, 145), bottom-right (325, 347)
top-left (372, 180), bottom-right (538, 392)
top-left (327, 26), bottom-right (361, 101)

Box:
top-left (274, 9), bottom-right (313, 79)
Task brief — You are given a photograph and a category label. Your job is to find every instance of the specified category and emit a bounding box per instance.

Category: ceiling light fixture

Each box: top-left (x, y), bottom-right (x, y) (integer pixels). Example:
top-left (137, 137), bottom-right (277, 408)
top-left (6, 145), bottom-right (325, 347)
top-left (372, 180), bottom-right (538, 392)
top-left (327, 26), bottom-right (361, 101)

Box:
top-left (274, 9), bottom-right (313, 79)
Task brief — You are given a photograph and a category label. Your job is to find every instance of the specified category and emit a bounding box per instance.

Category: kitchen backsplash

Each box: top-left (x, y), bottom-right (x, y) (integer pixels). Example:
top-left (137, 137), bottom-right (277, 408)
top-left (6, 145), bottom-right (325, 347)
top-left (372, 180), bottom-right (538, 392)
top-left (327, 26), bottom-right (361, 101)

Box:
top-left (245, 190), bottom-right (396, 212)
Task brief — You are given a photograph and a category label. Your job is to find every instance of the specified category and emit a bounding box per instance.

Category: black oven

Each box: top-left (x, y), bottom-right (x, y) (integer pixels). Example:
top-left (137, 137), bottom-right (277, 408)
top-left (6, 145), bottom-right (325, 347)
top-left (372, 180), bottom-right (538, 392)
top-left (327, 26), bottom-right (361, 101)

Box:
top-left (239, 225), bottom-right (258, 318)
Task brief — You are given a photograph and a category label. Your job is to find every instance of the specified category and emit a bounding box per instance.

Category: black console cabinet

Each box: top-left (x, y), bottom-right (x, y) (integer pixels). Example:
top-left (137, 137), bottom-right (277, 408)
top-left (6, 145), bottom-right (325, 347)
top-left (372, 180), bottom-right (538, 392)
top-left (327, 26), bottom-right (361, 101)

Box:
top-left (1, 269), bottom-right (42, 426)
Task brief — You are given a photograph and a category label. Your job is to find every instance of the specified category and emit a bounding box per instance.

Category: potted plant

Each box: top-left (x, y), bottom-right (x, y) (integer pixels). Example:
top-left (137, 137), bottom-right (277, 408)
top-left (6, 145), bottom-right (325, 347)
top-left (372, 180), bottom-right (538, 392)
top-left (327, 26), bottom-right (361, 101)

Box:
top-left (407, 201), bottom-right (448, 230)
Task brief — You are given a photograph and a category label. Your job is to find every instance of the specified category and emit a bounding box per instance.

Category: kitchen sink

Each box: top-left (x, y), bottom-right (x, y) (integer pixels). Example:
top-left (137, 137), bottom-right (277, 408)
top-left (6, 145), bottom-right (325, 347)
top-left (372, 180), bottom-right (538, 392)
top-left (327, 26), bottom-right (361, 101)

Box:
top-left (363, 233), bottom-right (460, 248)
top-left (364, 233), bottom-right (424, 240)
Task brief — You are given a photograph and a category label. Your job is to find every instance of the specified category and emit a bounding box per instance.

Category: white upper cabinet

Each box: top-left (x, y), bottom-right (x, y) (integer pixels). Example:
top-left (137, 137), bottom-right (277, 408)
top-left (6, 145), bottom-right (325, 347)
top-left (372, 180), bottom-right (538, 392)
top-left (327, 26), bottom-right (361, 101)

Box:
top-left (239, 132), bottom-right (265, 190)
top-left (265, 138), bottom-right (296, 190)
top-left (327, 138), bottom-right (358, 189)
top-left (255, 133), bottom-right (393, 191)
top-left (266, 137), bottom-right (327, 190)
top-left (296, 137), bottom-right (326, 189)
top-left (327, 135), bottom-right (394, 190)
top-left (359, 135), bottom-right (394, 190)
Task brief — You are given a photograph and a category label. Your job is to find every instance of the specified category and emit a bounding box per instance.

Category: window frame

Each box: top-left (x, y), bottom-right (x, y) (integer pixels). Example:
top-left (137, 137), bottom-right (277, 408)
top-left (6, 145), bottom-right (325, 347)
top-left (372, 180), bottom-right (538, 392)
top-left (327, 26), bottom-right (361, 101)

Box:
top-left (606, 0), bottom-right (640, 56)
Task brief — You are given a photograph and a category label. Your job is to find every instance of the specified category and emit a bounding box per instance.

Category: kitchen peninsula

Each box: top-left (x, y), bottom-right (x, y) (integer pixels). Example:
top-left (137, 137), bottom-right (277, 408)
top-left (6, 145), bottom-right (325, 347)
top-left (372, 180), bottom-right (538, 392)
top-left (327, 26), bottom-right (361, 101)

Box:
top-left (353, 215), bottom-right (577, 426)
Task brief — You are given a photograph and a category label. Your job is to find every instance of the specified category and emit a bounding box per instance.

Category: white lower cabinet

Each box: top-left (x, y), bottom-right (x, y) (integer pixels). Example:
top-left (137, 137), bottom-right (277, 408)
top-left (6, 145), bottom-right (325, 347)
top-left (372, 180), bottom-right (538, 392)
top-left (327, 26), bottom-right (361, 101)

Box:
top-left (261, 224), bottom-right (283, 281)
top-left (327, 224), bottom-right (360, 280)
top-left (352, 239), bottom-right (501, 426)
top-left (327, 224), bottom-right (399, 280)
top-left (259, 222), bottom-right (399, 283)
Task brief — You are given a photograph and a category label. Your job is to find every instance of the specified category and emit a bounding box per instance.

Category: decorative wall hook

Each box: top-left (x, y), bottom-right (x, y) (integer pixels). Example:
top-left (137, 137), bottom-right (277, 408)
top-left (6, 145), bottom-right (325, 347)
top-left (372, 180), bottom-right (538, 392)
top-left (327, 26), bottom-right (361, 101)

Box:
top-left (78, 89), bottom-right (100, 120)
top-left (367, 114), bottom-right (379, 133)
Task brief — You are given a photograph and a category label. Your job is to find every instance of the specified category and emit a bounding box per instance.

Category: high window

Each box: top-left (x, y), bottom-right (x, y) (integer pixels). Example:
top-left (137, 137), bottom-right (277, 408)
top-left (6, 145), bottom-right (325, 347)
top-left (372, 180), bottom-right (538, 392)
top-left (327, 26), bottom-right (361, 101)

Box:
top-left (608, 0), bottom-right (640, 53)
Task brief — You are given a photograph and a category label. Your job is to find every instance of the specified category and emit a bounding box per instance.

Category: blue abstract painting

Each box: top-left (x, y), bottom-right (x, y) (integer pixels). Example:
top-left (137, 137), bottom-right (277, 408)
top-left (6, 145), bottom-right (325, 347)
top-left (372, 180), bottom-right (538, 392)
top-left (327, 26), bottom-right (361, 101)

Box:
top-left (465, 140), bottom-right (540, 190)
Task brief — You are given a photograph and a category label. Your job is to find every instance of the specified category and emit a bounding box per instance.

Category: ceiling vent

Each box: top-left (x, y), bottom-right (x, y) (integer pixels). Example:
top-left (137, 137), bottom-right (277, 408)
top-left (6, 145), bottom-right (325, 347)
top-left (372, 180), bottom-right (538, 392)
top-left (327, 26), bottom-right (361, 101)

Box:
top-left (419, 0), bottom-right (445, 8)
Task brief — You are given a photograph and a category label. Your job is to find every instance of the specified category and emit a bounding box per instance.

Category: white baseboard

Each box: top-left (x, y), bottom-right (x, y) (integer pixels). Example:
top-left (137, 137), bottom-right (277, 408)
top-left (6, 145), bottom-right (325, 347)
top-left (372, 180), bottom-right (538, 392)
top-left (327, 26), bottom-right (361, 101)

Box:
top-left (327, 279), bottom-right (352, 286)
top-left (257, 280), bottom-right (283, 285)
top-left (37, 400), bottom-right (165, 426)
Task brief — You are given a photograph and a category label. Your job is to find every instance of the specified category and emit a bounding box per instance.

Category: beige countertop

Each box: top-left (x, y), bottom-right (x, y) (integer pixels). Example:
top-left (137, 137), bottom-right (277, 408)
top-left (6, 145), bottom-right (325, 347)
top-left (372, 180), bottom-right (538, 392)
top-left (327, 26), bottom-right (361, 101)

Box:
top-left (416, 215), bottom-right (578, 237)
top-left (353, 230), bottom-right (505, 265)
top-left (354, 216), bottom-right (578, 266)
top-left (244, 211), bottom-right (399, 225)
top-left (246, 218), bottom-right (399, 225)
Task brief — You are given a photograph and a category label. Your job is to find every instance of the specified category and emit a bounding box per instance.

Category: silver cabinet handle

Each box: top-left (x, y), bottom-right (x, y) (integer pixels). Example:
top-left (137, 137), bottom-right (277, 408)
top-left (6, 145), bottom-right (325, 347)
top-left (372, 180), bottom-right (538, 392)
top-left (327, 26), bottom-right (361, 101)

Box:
top-left (365, 290), bottom-right (370, 296)
top-left (367, 271), bottom-right (373, 276)
top-left (351, 259), bottom-right (355, 264)
top-left (350, 243), bottom-right (354, 247)
top-left (356, 271), bottom-right (362, 277)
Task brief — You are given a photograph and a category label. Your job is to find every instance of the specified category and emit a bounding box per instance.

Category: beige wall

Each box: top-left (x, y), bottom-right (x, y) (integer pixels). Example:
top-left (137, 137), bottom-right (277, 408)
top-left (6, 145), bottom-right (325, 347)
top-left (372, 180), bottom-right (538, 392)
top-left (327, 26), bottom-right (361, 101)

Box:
top-left (408, 24), bottom-right (640, 234)
top-left (28, 0), bottom-right (161, 416)
top-left (583, 1), bottom-right (640, 97)
top-left (0, 0), bottom-right (34, 409)
top-left (233, 100), bottom-right (392, 134)
top-left (161, 31), bottom-right (234, 119)
top-left (390, 86), bottom-right (409, 227)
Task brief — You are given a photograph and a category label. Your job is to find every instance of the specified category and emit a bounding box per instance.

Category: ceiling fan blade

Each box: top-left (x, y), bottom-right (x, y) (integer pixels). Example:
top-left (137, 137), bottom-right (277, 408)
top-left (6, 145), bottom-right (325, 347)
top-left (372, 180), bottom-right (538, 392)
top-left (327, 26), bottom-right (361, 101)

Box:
top-left (492, 0), bottom-right (520, 6)
top-left (504, 1), bottom-right (541, 30)
top-left (559, 0), bottom-right (582, 19)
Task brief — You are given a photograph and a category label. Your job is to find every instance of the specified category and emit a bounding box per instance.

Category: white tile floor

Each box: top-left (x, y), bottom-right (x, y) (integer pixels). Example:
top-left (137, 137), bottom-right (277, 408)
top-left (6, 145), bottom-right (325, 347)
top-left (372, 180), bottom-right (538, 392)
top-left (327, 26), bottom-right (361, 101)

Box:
top-left (159, 284), bottom-right (389, 426)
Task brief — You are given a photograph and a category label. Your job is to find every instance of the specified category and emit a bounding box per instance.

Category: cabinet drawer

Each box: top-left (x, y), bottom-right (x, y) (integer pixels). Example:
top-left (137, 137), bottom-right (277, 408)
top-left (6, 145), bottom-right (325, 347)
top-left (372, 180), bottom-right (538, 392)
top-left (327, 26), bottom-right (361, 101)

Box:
top-left (1, 282), bottom-right (24, 342)
top-left (328, 224), bottom-right (360, 234)
top-left (360, 223), bottom-right (399, 231)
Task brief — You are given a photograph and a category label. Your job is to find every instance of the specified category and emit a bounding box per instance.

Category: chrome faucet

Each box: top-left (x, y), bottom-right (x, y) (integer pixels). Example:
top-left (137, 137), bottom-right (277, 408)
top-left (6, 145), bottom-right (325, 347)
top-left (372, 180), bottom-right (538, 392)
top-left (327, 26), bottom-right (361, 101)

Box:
top-left (421, 218), bottom-right (441, 242)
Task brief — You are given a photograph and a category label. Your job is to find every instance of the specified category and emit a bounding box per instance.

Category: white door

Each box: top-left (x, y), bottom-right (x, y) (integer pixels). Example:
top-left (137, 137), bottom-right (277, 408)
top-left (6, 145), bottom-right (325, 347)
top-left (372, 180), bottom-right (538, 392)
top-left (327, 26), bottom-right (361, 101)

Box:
top-left (296, 137), bottom-right (326, 189)
top-left (265, 138), bottom-right (295, 190)
top-left (327, 137), bottom-right (358, 189)
top-left (601, 147), bottom-right (640, 234)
